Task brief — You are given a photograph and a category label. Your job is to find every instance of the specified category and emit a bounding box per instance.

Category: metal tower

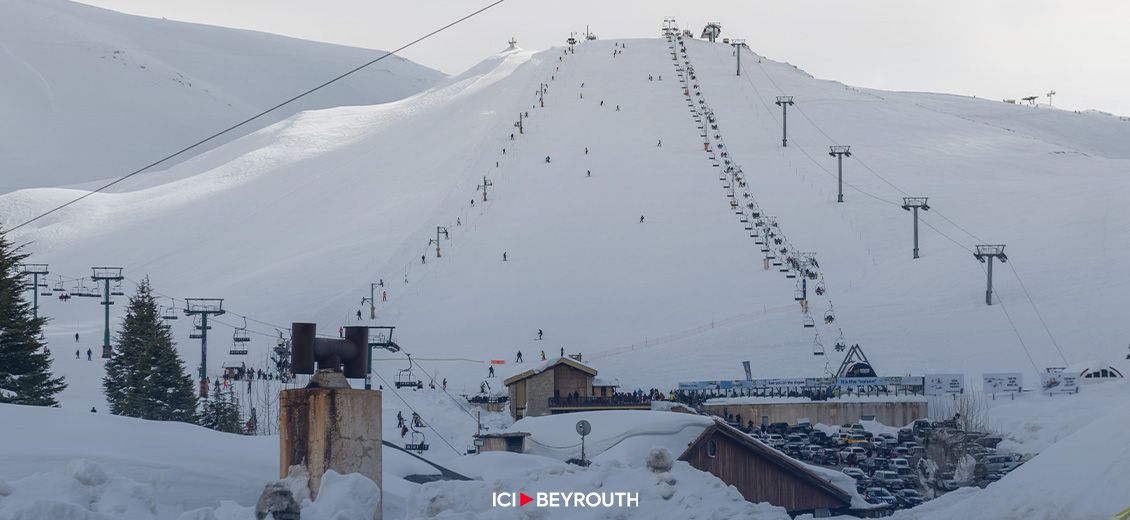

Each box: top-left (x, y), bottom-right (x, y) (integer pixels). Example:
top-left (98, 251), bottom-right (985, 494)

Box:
top-left (184, 298), bottom-right (225, 397)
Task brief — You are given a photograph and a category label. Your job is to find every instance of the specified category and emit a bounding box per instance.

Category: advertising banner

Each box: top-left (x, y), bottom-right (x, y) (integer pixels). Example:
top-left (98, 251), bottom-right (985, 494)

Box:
top-left (982, 372), bottom-right (1023, 394)
top-left (925, 374), bottom-right (964, 395)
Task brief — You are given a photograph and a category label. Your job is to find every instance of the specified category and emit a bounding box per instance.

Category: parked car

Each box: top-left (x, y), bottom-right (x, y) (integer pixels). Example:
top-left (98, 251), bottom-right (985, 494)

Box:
top-left (898, 428), bottom-right (915, 443)
top-left (864, 487), bottom-right (898, 506)
top-left (872, 470), bottom-right (905, 490)
top-left (981, 454), bottom-right (1022, 473)
top-left (820, 448), bottom-right (841, 465)
top-left (802, 444), bottom-right (823, 461)
top-left (767, 422), bottom-right (790, 435)
top-left (765, 434), bottom-right (786, 448)
top-left (895, 466), bottom-right (919, 488)
top-left (811, 430), bottom-right (829, 444)
top-left (787, 433), bottom-right (809, 445)
top-left (839, 446), bottom-right (868, 464)
top-left (842, 467), bottom-right (868, 481)
top-left (847, 433), bottom-right (870, 445)
top-left (890, 457), bottom-right (911, 470)
top-left (870, 457), bottom-right (891, 472)
top-left (896, 488), bottom-right (924, 507)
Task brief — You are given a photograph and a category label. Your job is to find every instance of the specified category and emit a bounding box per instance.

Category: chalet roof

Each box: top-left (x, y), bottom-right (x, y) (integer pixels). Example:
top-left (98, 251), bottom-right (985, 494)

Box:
top-left (678, 418), bottom-right (852, 508)
top-left (503, 357), bottom-right (597, 386)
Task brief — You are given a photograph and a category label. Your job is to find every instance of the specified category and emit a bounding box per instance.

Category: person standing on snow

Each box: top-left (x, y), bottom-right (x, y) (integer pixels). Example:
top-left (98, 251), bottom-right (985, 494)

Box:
top-left (488, 365), bottom-right (495, 377)
top-left (503, 252), bottom-right (508, 262)
top-left (75, 333), bottom-right (79, 342)
top-left (640, 215), bottom-right (645, 223)
top-left (516, 350), bottom-right (523, 363)
top-left (540, 350), bottom-right (546, 360)
top-left (538, 329), bottom-right (544, 340)
top-left (86, 348), bottom-right (92, 361)
top-left (75, 350), bottom-right (79, 359)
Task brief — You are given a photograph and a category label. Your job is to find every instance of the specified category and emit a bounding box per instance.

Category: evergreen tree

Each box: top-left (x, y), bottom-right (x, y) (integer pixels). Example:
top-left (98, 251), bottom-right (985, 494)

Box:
top-left (102, 277), bottom-right (197, 422)
top-left (199, 388), bottom-right (244, 434)
top-left (0, 229), bottom-right (66, 406)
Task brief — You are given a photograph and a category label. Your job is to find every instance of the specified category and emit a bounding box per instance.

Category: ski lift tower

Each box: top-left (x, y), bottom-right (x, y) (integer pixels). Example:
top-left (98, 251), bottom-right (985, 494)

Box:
top-left (90, 267), bottom-right (124, 358)
top-left (701, 22), bottom-right (722, 43)
top-left (731, 39), bottom-right (746, 76)
top-left (364, 326), bottom-right (401, 390)
top-left (775, 96), bottom-right (794, 147)
top-left (900, 197), bottom-right (930, 259)
top-left (17, 263), bottom-right (49, 320)
top-left (828, 145), bottom-right (852, 203)
top-left (507, 37), bottom-right (518, 50)
top-left (184, 298), bottom-right (225, 397)
top-left (973, 245), bottom-right (1007, 305)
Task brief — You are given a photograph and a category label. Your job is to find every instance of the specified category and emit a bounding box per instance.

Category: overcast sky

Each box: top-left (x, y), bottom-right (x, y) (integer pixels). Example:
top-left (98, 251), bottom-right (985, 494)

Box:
top-left (80, 0), bottom-right (1130, 116)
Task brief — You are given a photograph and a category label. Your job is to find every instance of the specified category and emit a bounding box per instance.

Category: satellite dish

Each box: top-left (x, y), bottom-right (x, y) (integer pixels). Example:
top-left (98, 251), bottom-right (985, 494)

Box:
top-left (576, 420), bottom-right (591, 436)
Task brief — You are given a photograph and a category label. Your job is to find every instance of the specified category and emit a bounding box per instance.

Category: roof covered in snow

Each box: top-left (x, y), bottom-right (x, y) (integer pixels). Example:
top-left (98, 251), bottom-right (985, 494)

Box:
top-left (502, 356), bottom-right (597, 386)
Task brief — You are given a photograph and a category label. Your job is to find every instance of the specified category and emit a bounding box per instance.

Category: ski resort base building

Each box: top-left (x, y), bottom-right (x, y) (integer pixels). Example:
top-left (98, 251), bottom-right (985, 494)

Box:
top-left (503, 357), bottom-right (648, 418)
top-left (702, 397), bottom-right (928, 428)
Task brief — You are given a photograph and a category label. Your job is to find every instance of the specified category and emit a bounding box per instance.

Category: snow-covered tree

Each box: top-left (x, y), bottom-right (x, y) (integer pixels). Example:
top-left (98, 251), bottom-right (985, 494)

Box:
top-left (0, 229), bottom-right (66, 406)
top-left (102, 277), bottom-right (197, 422)
top-left (199, 387), bottom-right (244, 434)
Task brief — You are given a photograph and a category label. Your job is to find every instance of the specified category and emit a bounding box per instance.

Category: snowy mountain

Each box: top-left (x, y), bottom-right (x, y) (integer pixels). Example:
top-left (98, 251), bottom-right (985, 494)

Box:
top-left (0, 0), bottom-right (444, 192)
top-left (5, 35), bottom-right (1128, 405)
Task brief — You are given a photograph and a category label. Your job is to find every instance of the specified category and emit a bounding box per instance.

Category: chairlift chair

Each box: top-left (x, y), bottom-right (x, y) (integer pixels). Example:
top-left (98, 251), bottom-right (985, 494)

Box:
top-left (53, 281), bottom-right (65, 292)
top-left (110, 281), bottom-right (125, 297)
top-left (834, 332), bottom-right (847, 352)
top-left (230, 318), bottom-right (250, 355)
top-left (813, 334), bottom-right (825, 356)
top-left (395, 355), bottom-right (423, 389)
top-left (40, 284), bottom-right (52, 297)
top-left (803, 314), bottom-right (816, 328)
top-left (824, 309), bottom-right (836, 324)
top-left (162, 299), bottom-right (178, 320)
top-left (815, 280), bottom-right (826, 296)
top-left (405, 429), bottom-right (429, 452)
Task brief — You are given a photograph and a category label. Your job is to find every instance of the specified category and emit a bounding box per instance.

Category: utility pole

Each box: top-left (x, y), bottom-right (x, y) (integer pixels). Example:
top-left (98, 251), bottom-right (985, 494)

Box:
top-left (901, 197), bottom-right (930, 259)
top-left (732, 39), bottom-right (745, 76)
top-left (775, 96), bottom-right (794, 147)
top-left (361, 280), bottom-right (383, 320)
top-left (184, 298), bottom-right (225, 397)
top-left (973, 245), bottom-right (1007, 306)
top-left (17, 263), bottom-right (49, 320)
top-left (478, 175), bottom-right (493, 202)
top-left (1046, 90), bottom-right (1056, 106)
top-left (828, 145), bottom-right (852, 203)
top-left (90, 267), bottom-right (124, 358)
top-left (429, 226), bottom-right (449, 258)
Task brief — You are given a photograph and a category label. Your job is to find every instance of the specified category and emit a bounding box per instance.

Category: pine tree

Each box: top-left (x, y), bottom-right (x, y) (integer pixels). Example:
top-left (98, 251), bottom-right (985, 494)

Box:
top-left (199, 388), bottom-right (244, 434)
top-left (0, 229), bottom-right (66, 406)
top-left (102, 277), bottom-right (197, 422)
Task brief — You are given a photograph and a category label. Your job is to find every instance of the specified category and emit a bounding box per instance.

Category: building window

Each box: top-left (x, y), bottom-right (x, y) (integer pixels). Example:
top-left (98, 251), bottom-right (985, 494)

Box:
top-left (707, 439), bottom-right (718, 458)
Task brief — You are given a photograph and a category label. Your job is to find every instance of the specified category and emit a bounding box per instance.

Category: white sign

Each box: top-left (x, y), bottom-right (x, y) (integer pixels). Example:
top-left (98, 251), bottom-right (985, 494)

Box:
top-left (1040, 373), bottom-right (1079, 394)
top-left (983, 373), bottom-right (1023, 394)
top-left (925, 374), bottom-right (964, 395)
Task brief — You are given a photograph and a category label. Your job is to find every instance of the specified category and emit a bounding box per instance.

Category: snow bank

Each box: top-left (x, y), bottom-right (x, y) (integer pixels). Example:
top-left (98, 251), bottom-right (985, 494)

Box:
top-left (410, 458), bottom-right (790, 519)
top-left (506, 410), bottom-right (714, 463)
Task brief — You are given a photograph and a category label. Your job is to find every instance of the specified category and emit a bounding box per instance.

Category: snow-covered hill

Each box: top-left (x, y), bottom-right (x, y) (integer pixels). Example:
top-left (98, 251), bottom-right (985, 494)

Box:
top-left (6, 35), bottom-right (1127, 403)
top-left (0, 0), bottom-right (444, 192)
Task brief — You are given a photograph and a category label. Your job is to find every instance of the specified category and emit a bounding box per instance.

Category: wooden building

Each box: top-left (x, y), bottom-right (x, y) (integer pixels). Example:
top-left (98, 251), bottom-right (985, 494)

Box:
top-left (474, 432), bottom-right (529, 454)
top-left (503, 358), bottom-right (648, 418)
top-left (504, 357), bottom-right (597, 418)
top-left (679, 419), bottom-right (856, 516)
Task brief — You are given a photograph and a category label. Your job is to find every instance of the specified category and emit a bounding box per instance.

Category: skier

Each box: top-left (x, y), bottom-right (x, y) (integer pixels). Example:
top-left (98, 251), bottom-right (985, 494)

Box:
top-left (397, 411), bottom-right (405, 429)
top-left (74, 332), bottom-right (79, 342)
top-left (382, 290), bottom-right (388, 302)
top-left (516, 350), bottom-right (523, 363)
top-left (600, 100), bottom-right (604, 106)
top-left (339, 326), bottom-right (344, 338)
top-left (86, 348), bottom-right (92, 361)
top-left (586, 170), bottom-right (591, 177)
top-left (456, 217), bottom-right (461, 226)
top-left (471, 199), bottom-right (474, 207)
top-left (510, 133), bottom-right (514, 140)
top-left (584, 147), bottom-right (589, 155)
top-left (657, 139), bottom-right (662, 147)
top-left (90, 407), bottom-right (97, 413)
top-left (540, 350), bottom-right (546, 360)
top-left (616, 105), bottom-right (620, 111)
top-left (545, 156), bottom-right (551, 163)
top-left (560, 347), bottom-right (565, 357)
top-left (538, 329), bottom-right (544, 340)
top-left (502, 148), bottom-right (506, 154)
top-left (356, 310), bottom-right (362, 320)
top-left (421, 255), bottom-right (426, 264)
top-left (442, 378), bottom-right (448, 391)
top-left (503, 252), bottom-right (508, 262)
top-left (74, 350), bottom-right (79, 359)
top-left (488, 365), bottom-right (495, 377)
top-left (640, 215), bottom-right (645, 223)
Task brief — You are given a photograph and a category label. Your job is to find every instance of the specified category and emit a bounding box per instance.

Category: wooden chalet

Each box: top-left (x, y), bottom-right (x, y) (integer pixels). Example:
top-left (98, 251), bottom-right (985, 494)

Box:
top-left (679, 419), bottom-right (859, 516)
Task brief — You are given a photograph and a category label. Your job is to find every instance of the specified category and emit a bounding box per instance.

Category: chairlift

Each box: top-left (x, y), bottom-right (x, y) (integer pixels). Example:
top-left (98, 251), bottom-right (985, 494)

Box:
top-left (813, 334), bottom-right (825, 356)
top-left (824, 309), bottom-right (836, 324)
top-left (230, 318), bottom-right (250, 355)
top-left (162, 299), bottom-right (178, 320)
top-left (815, 280), bottom-right (826, 296)
top-left (39, 285), bottom-right (53, 297)
top-left (794, 283), bottom-right (806, 302)
top-left (396, 354), bottom-right (423, 389)
top-left (803, 314), bottom-right (815, 328)
top-left (405, 429), bottom-right (429, 453)
top-left (53, 280), bottom-right (65, 292)
top-left (110, 281), bottom-right (125, 297)
top-left (834, 332), bottom-right (847, 352)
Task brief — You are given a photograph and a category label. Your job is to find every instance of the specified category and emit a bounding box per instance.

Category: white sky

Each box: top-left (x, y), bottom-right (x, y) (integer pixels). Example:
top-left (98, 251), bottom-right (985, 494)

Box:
top-left (79, 0), bottom-right (1130, 116)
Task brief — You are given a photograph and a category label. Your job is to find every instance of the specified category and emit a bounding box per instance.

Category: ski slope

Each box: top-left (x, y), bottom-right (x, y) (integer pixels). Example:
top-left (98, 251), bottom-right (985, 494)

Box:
top-left (0, 0), bottom-right (444, 192)
top-left (3, 35), bottom-right (1129, 412)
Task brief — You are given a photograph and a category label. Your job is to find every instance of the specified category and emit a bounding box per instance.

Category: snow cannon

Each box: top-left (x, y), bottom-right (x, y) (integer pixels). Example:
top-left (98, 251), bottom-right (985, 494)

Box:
top-left (290, 322), bottom-right (368, 380)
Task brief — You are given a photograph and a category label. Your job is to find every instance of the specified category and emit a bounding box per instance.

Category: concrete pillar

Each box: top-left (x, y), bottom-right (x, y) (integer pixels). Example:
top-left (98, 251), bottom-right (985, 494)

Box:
top-left (280, 386), bottom-right (382, 520)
